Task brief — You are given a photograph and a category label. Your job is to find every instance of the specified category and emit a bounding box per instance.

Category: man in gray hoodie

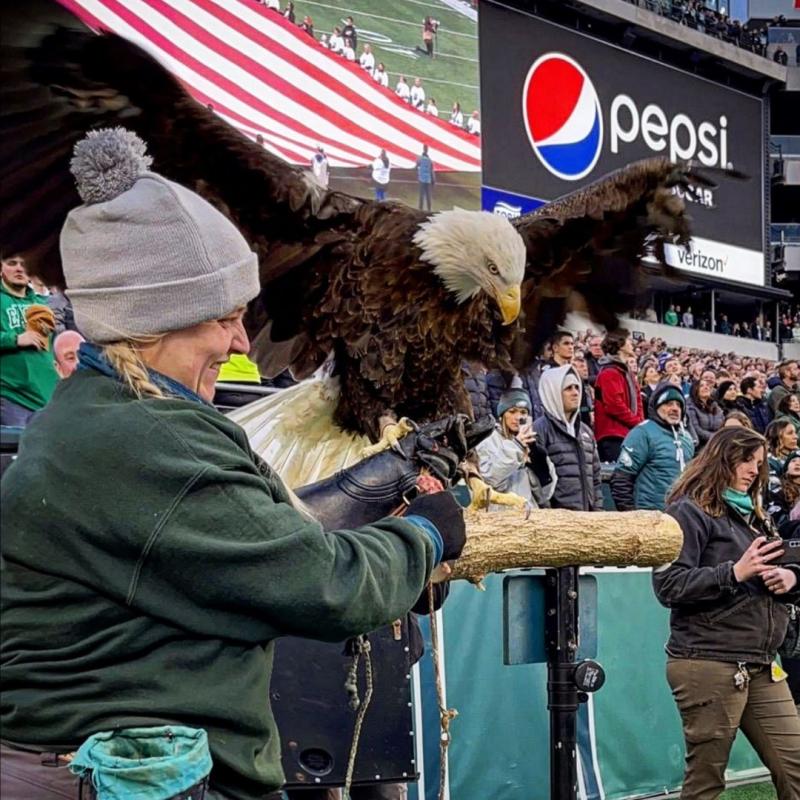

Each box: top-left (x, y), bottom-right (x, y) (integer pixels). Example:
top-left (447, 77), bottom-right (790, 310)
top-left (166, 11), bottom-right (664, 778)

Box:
top-left (534, 365), bottom-right (603, 511)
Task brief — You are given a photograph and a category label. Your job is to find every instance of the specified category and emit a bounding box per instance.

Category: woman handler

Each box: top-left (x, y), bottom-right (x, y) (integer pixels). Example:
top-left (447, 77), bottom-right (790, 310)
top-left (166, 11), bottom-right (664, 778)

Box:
top-left (653, 427), bottom-right (800, 799)
top-left (0, 130), bottom-right (465, 799)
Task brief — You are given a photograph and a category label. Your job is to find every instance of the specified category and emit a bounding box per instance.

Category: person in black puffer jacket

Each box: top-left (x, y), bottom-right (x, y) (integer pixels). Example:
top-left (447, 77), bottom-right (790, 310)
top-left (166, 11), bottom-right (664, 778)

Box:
top-left (653, 427), bottom-right (800, 797)
top-left (462, 362), bottom-right (515, 421)
top-left (534, 365), bottom-right (602, 511)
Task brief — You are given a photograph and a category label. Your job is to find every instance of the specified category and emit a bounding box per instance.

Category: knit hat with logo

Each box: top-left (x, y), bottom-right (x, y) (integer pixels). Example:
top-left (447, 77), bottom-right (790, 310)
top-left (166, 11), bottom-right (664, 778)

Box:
top-left (60, 128), bottom-right (260, 343)
top-left (497, 388), bottom-right (532, 418)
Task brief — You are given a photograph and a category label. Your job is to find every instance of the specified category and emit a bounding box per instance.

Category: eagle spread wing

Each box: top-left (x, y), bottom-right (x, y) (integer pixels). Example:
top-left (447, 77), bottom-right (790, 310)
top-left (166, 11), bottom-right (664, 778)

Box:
top-left (2, 0), bottom-right (697, 444)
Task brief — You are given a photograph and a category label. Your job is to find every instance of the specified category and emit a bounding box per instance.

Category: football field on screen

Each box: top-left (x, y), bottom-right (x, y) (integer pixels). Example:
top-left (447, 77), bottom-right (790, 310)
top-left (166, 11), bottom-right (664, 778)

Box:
top-left (286, 0), bottom-right (480, 118)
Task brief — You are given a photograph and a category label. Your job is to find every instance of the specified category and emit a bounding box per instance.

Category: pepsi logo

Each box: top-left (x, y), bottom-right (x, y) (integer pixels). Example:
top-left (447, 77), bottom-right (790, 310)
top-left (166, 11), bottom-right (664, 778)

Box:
top-left (522, 53), bottom-right (603, 181)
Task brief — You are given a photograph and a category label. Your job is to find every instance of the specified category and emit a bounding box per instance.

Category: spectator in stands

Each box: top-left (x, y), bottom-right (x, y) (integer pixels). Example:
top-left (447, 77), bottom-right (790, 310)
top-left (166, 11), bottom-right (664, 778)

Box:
top-left (283, 2), bottom-right (294, 23)
top-left (449, 102), bottom-right (464, 128)
top-left (48, 288), bottom-right (77, 334)
top-left (664, 304), bottom-right (678, 326)
top-left (639, 363), bottom-right (661, 409)
top-left (686, 378), bottom-right (723, 451)
top-left (371, 149), bottom-right (391, 201)
top-left (0, 254), bottom-right (58, 427)
top-left (718, 313), bottom-right (732, 335)
top-left (585, 334), bottom-right (603, 384)
top-left (318, 34), bottom-right (329, 49)
top-left (467, 110), bottom-right (481, 136)
top-left (722, 410), bottom-right (754, 429)
top-left (264, 0), bottom-right (280, 11)
top-left (299, 15), bottom-right (314, 37)
top-left (775, 393), bottom-right (800, 436)
top-left (410, 77), bottom-right (426, 110)
top-left (416, 144), bottom-right (435, 212)
top-left (610, 383), bottom-right (694, 511)
top-left (425, 97), bottom-right (439, 117)
top-left (716, 379), bottom-right (740, 414)
top-left (395, 75), bottom-right (410, 103)
top-left (342, 16), bottom-right (357, 52)
top-left (328, 26), bottom-right (343, 54)
top-left (768, 359), bottom-right (799, 415)
top-left (681, 305), bottom-right (694, 329)
top-left (359, 43), bottom-right (375, 73)
top-left (475, 388), bottom-right (554, 510)
top-left (373, 63), bottom-right (389, 88)
top-left (653, 427), bottom-right (800, 796)
top-left (737, 375), bottom-right (771, 434)
top-left (342, 37), bottom-right (356, 62)
top-left (594, 329), bottom-right (644, 463)
top-left (774, 46), bottom-right (789, 65)
top-left (766, 418), bottom-right (798, 477)
top-left (53, 330), bottom-right (85, 380)
top-left (310, 146), bottom-right (329, 190)
top-left (544, 330), bottom-right (592, 427)
top-left (767, 449), bottom-right (800, 535)
top-left (534, 366), bottom-right (602, 511)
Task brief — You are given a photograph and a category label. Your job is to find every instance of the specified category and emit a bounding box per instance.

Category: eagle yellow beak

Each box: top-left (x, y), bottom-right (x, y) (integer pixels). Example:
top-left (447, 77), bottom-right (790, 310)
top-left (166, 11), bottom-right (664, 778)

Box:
top-left (495, 285), bottom-right (521, 325)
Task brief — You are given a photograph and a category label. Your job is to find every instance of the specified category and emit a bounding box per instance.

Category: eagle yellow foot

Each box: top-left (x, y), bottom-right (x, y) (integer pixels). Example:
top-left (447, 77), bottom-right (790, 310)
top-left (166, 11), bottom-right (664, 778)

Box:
top-left (468, 476), bottom-right (529, 512)
top-left (360, 417), bottom-right (416, 459)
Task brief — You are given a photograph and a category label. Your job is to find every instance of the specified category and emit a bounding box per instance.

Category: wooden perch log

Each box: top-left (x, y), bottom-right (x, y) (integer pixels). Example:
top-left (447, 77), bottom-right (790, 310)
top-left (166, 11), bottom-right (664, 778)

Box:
top-left (450, 509), bottom-right (683, 581)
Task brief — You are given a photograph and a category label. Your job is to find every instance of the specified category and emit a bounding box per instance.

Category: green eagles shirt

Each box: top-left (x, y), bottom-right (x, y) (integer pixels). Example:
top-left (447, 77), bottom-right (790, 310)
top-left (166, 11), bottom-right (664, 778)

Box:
top-left (0, 283), bottom-right (58, 411)
top-left (0, 370), bottom-right (434, 798)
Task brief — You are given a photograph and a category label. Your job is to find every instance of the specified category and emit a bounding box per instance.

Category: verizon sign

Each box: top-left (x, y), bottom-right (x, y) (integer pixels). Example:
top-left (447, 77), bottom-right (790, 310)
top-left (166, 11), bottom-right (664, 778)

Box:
top-left (664, 238), bottom-right (765, 287)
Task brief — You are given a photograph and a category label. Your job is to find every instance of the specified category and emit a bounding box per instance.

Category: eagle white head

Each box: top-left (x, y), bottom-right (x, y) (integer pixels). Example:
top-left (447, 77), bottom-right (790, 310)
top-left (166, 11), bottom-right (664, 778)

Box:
top-left (413, 208), bottom-right (527, 325)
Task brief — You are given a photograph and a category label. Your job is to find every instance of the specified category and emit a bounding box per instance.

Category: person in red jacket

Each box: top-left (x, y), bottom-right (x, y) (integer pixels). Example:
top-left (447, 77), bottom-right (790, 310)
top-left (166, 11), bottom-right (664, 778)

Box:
top-left (594, 328), bottom-right (644, 462)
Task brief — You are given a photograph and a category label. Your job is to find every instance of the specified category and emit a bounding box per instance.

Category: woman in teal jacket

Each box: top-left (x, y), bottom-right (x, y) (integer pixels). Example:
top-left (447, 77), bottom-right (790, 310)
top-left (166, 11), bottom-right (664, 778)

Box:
top-left (0, 130), bottom-right (465, 800)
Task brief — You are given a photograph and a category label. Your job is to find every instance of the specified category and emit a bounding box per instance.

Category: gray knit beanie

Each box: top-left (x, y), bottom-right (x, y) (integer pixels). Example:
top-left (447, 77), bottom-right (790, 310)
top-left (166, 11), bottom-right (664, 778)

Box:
top-left (60, 128), bottom-right (260, 343)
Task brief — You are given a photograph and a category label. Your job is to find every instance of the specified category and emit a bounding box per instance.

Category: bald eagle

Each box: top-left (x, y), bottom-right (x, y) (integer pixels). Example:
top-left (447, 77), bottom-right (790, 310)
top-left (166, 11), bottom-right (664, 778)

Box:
top-left (1, 0), bottom-right (704, 484)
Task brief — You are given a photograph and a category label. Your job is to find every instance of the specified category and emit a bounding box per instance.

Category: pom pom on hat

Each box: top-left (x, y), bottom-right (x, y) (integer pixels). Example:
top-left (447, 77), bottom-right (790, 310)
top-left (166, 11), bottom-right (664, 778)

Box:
top-left (70, 127), bottom-right (153, 204)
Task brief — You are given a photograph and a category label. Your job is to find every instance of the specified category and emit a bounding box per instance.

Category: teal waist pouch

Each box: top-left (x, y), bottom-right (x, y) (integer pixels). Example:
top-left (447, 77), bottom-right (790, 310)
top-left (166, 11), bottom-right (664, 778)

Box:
top-left (68, 725), bottom-right (212, 800)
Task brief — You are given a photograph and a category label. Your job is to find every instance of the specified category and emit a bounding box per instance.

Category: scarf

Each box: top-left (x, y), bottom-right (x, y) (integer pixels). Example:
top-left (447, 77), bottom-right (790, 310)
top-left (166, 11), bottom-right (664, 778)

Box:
top-left (77, 342), bottom-right (211, 406)
top-left (722, 488), bottom-right (755, 516)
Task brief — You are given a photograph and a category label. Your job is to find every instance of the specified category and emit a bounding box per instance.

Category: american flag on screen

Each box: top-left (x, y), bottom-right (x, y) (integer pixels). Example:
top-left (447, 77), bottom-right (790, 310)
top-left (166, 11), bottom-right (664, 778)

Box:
top-left (58, 0), bottom-right (482, 172)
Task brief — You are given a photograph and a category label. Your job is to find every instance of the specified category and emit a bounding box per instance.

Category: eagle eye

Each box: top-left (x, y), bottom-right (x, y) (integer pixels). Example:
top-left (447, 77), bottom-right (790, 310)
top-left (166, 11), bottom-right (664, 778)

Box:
top-left (487, 260), bottom-right (499, 275)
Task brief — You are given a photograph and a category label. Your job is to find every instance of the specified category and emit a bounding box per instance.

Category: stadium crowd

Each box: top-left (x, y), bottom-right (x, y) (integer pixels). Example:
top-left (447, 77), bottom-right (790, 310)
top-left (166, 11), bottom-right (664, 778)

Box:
top-left (623, 1), bottom-right (788, 58)
top-left (632, 302), bottom-right (800, 342)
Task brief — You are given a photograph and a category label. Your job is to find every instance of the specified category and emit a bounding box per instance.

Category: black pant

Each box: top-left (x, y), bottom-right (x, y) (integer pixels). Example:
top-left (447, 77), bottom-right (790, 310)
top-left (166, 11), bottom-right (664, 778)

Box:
top-left (597, 437), bottom-right (623, 463)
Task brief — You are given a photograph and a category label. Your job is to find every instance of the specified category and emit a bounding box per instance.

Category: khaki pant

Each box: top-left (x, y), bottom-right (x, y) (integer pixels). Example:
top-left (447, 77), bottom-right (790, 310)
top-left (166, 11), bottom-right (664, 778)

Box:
top-left (667, 658), bottom-right (800, 799)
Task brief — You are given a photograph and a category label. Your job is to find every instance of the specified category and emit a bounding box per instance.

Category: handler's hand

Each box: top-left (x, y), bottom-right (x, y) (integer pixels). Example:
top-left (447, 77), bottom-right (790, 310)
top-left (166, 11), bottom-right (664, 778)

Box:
top-left (430, 562), bottom-right (452, 584)
top-left (733, 536), bottom-right (784, 583)
top-left (16, 330), bottom-right (47, 350)
top-left (763, 566), bottom-right (798, 595)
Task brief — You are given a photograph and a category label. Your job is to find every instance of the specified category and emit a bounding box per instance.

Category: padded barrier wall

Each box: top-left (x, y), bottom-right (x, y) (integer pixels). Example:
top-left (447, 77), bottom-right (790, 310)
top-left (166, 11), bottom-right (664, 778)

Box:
top-left (410, 569), bottom-right (767, 800)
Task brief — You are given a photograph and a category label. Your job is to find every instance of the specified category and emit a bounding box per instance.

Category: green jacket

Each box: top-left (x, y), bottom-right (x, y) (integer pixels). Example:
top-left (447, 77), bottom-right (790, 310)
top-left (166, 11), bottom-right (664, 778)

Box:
top-left (0, 283), bottom-right (58, 411)
top-left (0, 370), bottom-right (434, 798)
top-left (663, 309), bottom-right (679, 326)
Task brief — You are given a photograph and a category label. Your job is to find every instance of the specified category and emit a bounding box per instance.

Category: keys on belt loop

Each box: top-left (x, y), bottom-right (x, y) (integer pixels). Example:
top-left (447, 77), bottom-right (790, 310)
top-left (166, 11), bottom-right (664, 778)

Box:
top-left (734, 662), bottom-right (751, 691)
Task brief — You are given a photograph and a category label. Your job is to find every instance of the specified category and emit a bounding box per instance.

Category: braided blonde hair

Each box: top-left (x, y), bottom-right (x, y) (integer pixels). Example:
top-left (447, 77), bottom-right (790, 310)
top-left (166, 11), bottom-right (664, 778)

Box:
top-left (102, 338), bottom-right (166, 400)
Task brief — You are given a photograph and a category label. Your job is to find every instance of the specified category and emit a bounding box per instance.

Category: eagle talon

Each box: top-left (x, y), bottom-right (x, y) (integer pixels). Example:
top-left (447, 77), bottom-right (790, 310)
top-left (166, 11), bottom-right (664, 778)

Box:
top-left (467, 477), bottom-right (528, 512)
top-left (360, 417), bottom-right (416, 459)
